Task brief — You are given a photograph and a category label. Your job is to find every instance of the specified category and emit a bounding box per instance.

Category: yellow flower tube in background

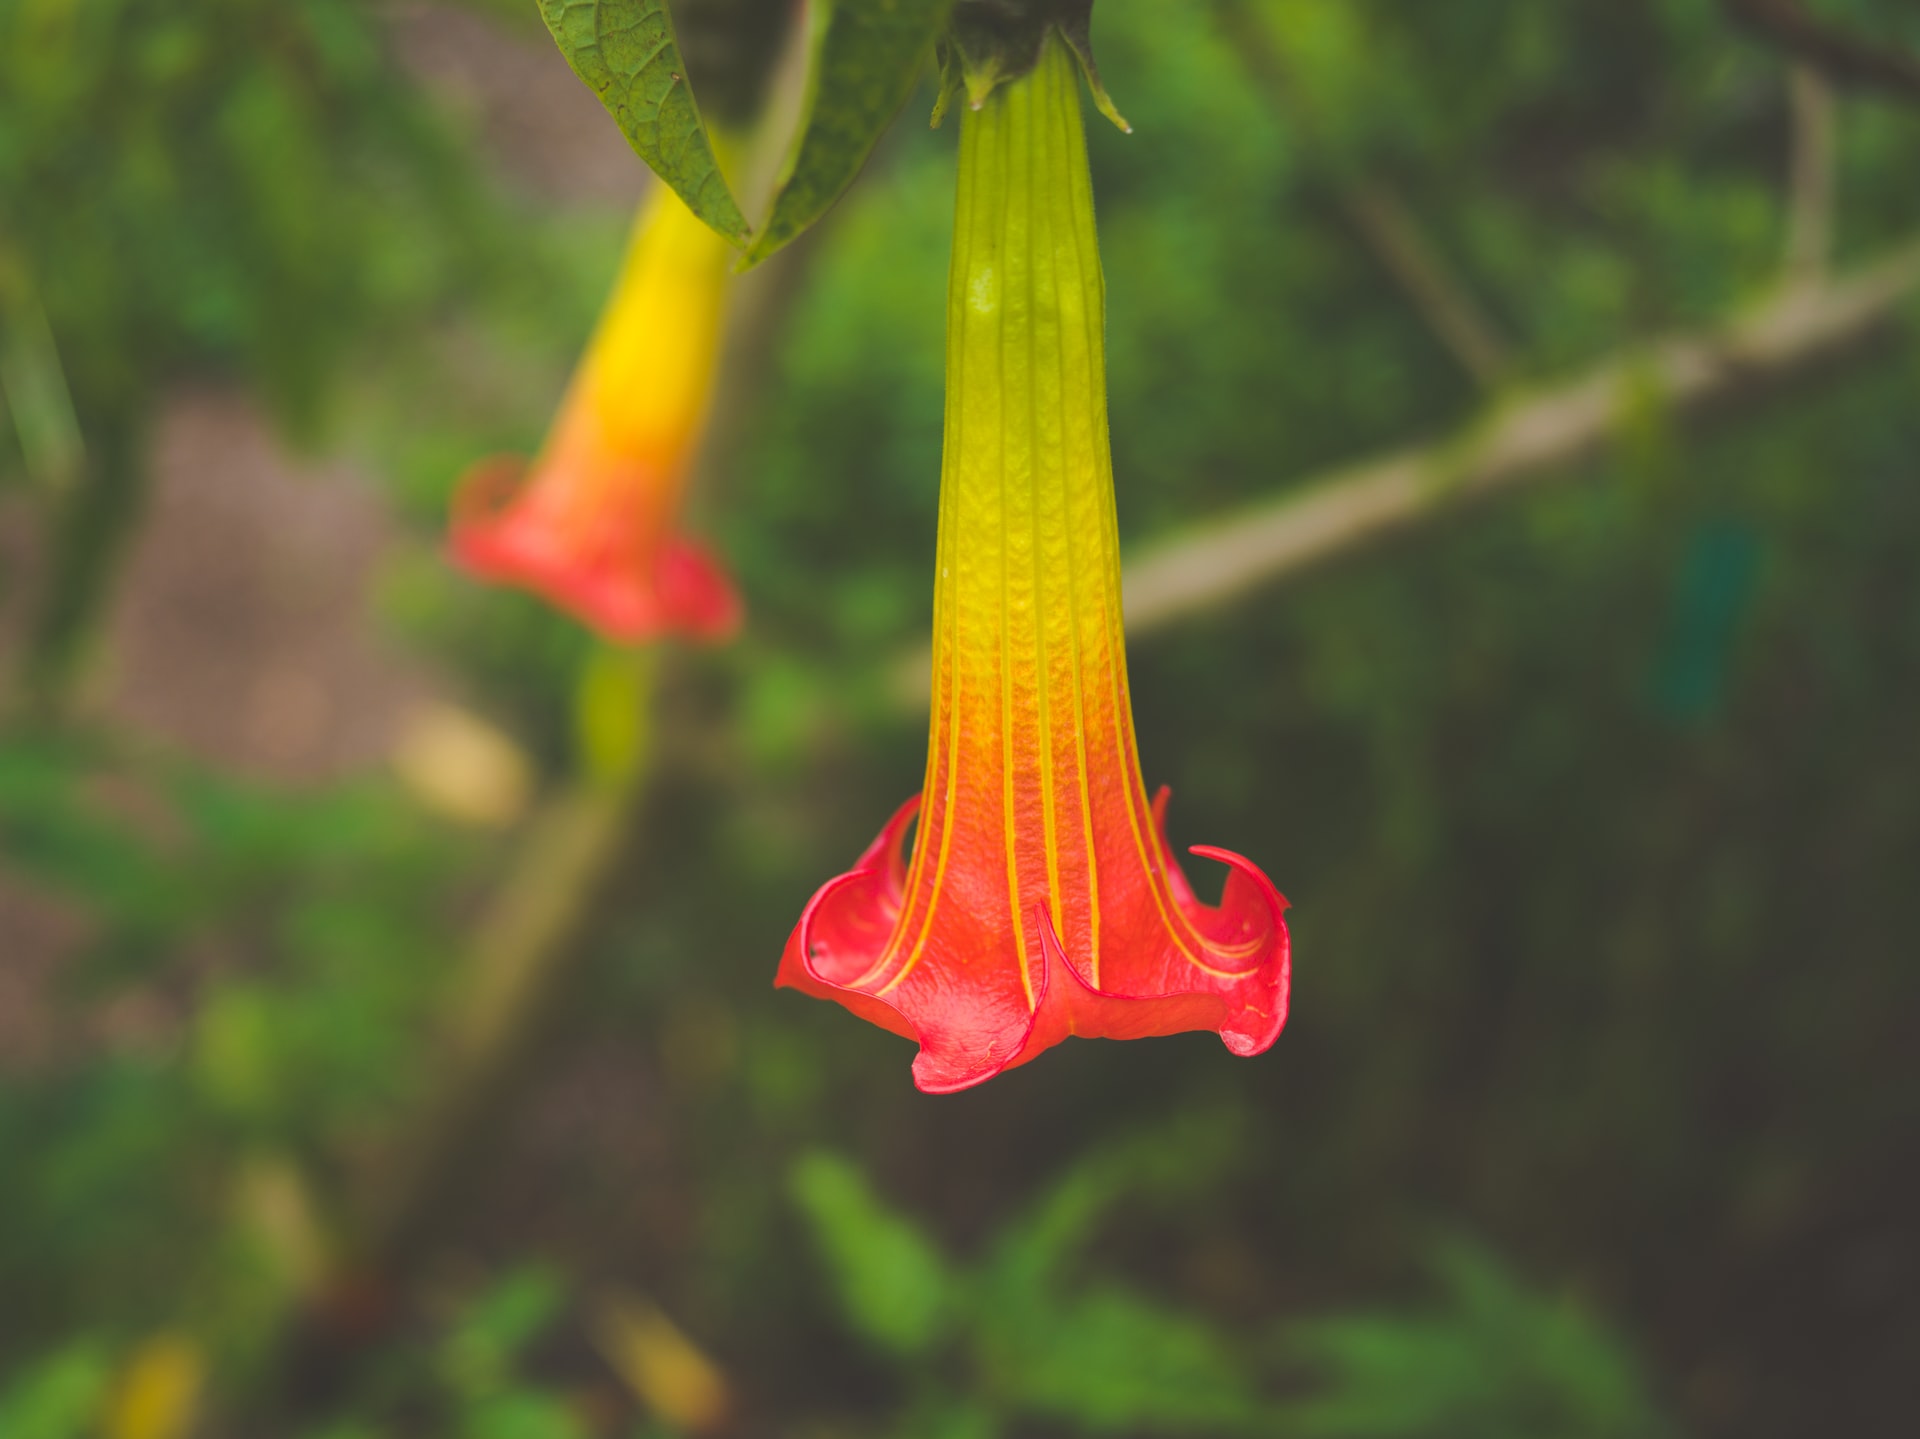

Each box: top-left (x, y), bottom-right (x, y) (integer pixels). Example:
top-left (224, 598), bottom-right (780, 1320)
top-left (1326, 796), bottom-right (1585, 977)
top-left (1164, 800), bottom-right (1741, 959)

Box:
top-left (451, 184), bottom-right (741, 642)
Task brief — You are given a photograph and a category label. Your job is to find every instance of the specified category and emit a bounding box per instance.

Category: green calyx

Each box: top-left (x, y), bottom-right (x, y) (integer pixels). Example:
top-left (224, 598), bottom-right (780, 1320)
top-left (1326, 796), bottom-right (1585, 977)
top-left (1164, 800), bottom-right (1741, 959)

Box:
top-left (933, 0), bottom-right (1130, 133)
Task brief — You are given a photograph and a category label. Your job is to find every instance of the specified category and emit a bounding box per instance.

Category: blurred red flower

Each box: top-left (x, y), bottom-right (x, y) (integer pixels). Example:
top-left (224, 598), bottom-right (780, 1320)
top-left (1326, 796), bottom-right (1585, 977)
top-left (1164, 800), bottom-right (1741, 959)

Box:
top-left (451, 186), bottom-right (740, 642)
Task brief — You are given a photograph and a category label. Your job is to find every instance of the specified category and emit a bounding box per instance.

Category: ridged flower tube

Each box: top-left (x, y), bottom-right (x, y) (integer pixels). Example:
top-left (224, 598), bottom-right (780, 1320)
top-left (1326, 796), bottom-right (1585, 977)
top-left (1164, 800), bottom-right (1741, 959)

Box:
top-left (778, 36), bottom-right (1290, 1093)
top-left (451, 185), bottom-right (741, 642)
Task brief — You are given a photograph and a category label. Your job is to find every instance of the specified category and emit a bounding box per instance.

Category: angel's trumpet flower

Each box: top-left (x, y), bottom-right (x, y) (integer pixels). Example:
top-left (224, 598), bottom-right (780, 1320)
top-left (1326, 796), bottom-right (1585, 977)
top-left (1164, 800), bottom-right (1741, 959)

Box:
top-left (778, 36), bottom-right (1290, 1093)
top-left (451, 186), bottom-right (741, 642)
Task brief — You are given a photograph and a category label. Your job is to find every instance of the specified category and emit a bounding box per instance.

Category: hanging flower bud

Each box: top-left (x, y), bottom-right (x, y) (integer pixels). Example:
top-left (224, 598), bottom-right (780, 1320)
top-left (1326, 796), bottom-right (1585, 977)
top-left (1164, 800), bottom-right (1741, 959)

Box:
top-left (778, 33), bottom-right (1290, 1092)
top-left (451, 186), bottom-right (741, 642)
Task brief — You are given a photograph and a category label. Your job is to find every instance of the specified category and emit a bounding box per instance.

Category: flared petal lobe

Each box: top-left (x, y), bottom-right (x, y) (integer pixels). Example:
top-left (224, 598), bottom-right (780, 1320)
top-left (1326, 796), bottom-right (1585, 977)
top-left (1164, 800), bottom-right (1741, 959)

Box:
top-left (777, 37), bottom-right (1290, 1093)
top-left (450, 186), bottom-right (741, 642)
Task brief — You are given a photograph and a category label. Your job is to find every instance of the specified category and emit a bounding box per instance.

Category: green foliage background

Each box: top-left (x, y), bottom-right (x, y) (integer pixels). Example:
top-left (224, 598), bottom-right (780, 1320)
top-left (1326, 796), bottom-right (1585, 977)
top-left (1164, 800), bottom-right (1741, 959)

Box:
top-left (3, 1), bottom-right (1918, 1436)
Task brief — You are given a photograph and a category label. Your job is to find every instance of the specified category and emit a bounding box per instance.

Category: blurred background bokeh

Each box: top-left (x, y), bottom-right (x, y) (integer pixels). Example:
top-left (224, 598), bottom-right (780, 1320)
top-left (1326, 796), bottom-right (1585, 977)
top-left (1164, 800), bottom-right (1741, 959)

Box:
top-left (2, 1), bottom-right (1917, 1436)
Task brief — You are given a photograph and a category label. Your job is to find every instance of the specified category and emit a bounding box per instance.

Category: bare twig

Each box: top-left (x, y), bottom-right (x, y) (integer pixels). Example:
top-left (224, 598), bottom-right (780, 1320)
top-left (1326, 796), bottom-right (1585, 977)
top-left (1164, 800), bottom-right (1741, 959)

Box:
top-left (1339, 179), bottom-right (1516, 390)
top-left (1214, 0), bottom-right (1515, 390)
top-left (1784, 64), bottom-right (1836, 286)
top-left (889, 241), bottom-right (1920, 705)
top-left (1722, 0), bottom-right (1920, 104)
top-left (1123, 247), bottom-right (1920, 629)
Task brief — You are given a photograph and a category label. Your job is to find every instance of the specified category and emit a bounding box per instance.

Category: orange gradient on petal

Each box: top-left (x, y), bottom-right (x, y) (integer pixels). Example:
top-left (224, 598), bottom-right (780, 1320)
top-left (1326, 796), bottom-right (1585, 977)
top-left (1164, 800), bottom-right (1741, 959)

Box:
top-left (451, 185), bottom-right (741, 642)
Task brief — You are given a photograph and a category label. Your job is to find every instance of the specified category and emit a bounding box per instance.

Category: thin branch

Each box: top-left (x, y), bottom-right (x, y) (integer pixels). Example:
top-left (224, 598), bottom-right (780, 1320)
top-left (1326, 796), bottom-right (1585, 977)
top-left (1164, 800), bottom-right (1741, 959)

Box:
top-left (888, 241), bottom-right (1920, 705)
top-left (1783, 64), bottom-right (1837, 286)
top-left (1339, 179), bottom-right (1516, 390)
top-left (1213, 0), bottom-right (1516, 391)
top-left (1122, 245), bottom-right (1920, 630)
top-left (1722, 0), bottom-right (1920, 104)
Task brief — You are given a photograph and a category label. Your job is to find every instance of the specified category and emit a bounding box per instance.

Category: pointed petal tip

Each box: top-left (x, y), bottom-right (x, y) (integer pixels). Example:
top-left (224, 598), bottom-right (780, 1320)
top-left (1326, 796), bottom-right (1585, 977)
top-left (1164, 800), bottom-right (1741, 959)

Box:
top-left (1091, 92), bottom-right (1132, 135)
top-left (658, 536), bottom-right (745, 643)
top-left (1220, 1024), bottom-right (1280, 1058)
top-left (909, 1050), bottom-right (1011, 1095)
top-left (1188, 843), bottom-right (1291, 917)
top-left (778, 800), bottom-right (923, 1047)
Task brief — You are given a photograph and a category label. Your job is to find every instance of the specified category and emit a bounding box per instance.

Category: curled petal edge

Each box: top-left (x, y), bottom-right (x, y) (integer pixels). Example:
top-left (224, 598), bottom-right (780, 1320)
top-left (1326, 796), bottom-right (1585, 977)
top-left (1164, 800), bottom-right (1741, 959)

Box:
top-left (777, 794), bottom-right (1291, 1094)
top-left (775, 797), bottom-right (922, 1043)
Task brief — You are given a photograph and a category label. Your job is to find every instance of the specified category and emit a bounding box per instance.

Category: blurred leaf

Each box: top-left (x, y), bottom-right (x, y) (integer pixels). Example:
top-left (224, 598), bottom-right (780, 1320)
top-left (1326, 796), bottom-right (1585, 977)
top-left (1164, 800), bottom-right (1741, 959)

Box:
top-left (888, 1397), bottom-right (1000, 1439)
top-left (1282, 1239), bottom-right (1674, 1439)
top-left (0, 1344), bottom-right (109, 1439)
top-left (592, 1292), bottom-right (731, 1434)
top-left (984, 1286), bottom-right (1263, 1433)
top-left (744, 0), bottom-right (952, 268)
top-left (790, 1152), bottom-right (954, 1356)
top-left (986, 1108), bottom-right (1246, 1294)
top-left (970, 1114), bottom-right (1267, 1432)
top-left (793, 1126), bottom-right (1266, 1430)
top-left (233, 1154), bottom-right (327, 1297)
top-left (535, 0), bottom-right (749, 242)
top-left (463, 1391), bottom-right (590, 1439)
top-left (0, 740), bottom-right (178, 938)
top-left (193, 987), bottom-right (282, 1122)
top-left (441, 1268), bottom-right (569, 1400)
top-left (0, 261), bottom-right (83, 490)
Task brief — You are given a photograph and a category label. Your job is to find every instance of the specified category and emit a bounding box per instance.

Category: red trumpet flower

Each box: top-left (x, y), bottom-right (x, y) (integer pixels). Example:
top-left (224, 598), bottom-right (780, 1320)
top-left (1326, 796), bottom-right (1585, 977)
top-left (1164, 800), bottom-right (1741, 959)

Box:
top-left (451, 186), bottom-right (740, 642)
top-left (778, 36), bottom-right (1290, 1092)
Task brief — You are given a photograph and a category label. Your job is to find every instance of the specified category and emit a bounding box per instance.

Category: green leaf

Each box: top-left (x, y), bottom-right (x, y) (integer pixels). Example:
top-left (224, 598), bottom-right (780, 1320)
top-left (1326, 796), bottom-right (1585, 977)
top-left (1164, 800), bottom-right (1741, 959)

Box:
top-left (0, 261), bottom-right (84, 492)
top-left (743, 0), bottom-right (953, 269)
top-left (441, 1267), bottom-right (570, 1400)
top-left (535, 0), bottom-right (749, 243)
top-left (1282, 1239), bottom-right (1674, 1439)
top-left (790, 1151), bottom-right (954, 1356)
top-left (462, 1391), bottom-right (590, 1439)
top-left (984, 1286), bottom-right (1262, 1433)
top-left (0, 1343), bottom-right (110, 1439)
top-left (986, 1108), bottom-right (1247, 1295)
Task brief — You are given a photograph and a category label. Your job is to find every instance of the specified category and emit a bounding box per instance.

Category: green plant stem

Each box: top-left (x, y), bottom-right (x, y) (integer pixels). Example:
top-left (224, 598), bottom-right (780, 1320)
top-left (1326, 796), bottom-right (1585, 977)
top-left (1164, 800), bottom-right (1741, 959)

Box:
top-left (355, 778), bottom-right (640, 1268)
top-left (17, 412), bottom-right (145, 713)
